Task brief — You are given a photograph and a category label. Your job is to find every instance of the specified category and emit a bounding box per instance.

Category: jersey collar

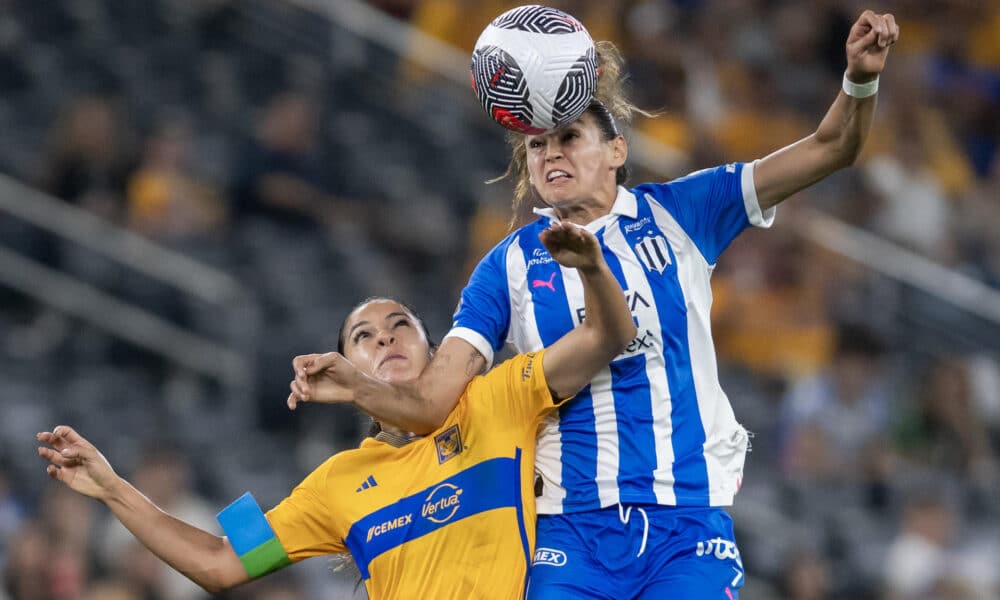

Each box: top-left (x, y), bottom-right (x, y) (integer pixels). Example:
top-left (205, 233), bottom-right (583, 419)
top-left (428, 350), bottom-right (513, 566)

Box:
top-left (373, 430), bottom-right (420, 448)
top-left (531, 186), bottom-right (638, 233)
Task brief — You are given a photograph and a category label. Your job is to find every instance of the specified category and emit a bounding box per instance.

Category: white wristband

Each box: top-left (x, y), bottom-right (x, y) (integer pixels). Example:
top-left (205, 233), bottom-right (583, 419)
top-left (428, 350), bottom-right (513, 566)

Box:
top-left (842, 72), bottom-right (879, 98)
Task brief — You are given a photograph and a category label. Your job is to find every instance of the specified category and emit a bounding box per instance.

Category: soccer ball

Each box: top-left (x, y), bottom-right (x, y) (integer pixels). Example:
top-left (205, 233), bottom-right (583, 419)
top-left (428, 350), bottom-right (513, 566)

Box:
top-left (470, 5), bottom-right (597, 134)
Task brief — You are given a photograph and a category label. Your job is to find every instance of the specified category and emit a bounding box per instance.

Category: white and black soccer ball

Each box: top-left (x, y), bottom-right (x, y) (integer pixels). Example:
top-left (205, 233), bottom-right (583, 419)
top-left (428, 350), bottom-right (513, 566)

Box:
top-left (470, 5), bottom-right (598, 134)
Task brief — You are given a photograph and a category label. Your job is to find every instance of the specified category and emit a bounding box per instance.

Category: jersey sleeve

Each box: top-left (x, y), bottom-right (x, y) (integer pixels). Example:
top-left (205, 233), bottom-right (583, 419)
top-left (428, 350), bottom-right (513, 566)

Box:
top-left (469, 350), bottom-right (568, 427)
top-left (264, 460), bottom-right (348, 560)
top-left (217, 456), bottom-right (348, 580)
top-left (638, 160), bottom-right (774, 264)
top-left (446, 241), bottom-right (512, 367)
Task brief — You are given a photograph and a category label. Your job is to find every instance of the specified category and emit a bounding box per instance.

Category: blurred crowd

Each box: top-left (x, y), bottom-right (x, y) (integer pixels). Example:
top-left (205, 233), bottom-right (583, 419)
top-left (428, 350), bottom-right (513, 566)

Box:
top-left (0, 1), bottom-right (998, 599)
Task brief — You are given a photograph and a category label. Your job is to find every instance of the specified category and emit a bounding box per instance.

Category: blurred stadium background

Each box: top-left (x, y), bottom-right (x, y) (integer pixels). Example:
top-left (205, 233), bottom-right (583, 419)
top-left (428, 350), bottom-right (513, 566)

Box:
top-left (1, 1), bottom-right (998, 598)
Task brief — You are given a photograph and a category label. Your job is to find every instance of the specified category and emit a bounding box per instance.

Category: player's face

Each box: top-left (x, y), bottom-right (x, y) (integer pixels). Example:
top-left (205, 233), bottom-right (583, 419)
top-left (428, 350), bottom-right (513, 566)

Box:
top-left (341, 300), bottom-right (431, 384)
top-left (524, 112), bottom-right (622, 208)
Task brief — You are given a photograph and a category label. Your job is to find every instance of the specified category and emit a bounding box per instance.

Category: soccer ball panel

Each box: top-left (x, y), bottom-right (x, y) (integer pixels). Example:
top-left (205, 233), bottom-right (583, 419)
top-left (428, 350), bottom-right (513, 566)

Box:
top-left (470, 6), bottom-right (597, 133)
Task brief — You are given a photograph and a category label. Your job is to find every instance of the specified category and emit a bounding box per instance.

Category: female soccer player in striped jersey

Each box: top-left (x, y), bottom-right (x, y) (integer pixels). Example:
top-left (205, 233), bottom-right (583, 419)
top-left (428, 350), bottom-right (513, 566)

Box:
top-left (291, 9), bottom-right (898, 598)
top-left (37, 220), bottom-right (636, 599)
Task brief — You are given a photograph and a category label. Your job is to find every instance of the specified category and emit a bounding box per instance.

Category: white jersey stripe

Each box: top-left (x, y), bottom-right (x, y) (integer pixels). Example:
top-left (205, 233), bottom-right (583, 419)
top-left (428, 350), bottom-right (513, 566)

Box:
top-left (647, 195), bottom-right (745, 505)
top-left (505, 236), bottom-right (545, 353)
top-left (559, 266), bottom-right (620, 507)
top-left (603, 222), bottom-right (677, 505)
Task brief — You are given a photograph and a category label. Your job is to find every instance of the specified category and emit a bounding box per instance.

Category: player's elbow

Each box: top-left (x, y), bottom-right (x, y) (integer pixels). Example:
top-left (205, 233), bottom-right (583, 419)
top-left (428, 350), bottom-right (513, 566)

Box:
top-left (587, 323), bottom-right (635, 361)
top-left (604, 322), bottom-right (637, 358)
top-left (194, 544), bottom-right (252, 594)
top-left (821, 132), bottom-right (864, 169)
top-left (199, 581), bottom-right (227, 595)
top-left (837, 143), bottom-right (863, 168)
top-left (617, 323), bottom-right (638, 353)
top-left (193, 571), bottom-right (238, 595)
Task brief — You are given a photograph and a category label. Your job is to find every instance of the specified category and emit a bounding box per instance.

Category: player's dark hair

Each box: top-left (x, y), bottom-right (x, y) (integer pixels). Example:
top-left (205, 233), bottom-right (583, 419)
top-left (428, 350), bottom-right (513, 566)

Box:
top-left (492, 40), bottom-right (650, 229)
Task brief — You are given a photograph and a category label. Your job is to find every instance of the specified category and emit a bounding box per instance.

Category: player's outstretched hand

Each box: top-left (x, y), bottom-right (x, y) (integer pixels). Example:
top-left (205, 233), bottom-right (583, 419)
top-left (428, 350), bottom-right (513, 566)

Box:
top-left (539, 219), bottom-right (602, 271)
top-left (288, 352), bottom-right (359, 409)
top-left (37, 426), bottom-right (120, 501)
top-left (845, 10), bottom-right (899, 82)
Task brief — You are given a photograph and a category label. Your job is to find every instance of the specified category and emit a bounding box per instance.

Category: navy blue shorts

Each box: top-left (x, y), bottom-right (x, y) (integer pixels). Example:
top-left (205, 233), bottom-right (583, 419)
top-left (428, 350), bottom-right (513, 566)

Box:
top-left (527, 504), bottom-right (743, 599)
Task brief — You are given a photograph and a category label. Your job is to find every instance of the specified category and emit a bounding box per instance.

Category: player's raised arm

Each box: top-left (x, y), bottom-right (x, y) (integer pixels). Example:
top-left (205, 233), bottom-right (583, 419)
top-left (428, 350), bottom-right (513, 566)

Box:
top-left (289, 337), bottom-right (486, 434)
top-left (537, 220), bottom-right (637, 399)
top-left (753, 10), bottom-right (899, 210)
top-left (37, 426), bottom-right (249, 593)
top-left (286, 222), bottom-right (635, 430)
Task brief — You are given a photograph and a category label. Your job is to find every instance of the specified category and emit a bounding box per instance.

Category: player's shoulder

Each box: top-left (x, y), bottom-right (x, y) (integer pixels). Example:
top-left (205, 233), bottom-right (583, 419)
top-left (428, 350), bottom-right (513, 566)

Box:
top-left (632, 163), bottom-right (744, 202)
top-left (475, 216), bottom-right (549, 266)
top-left (668, 162), bottom-right (744, 189)
top-left (477, 218), bottom-right (539, 259)
top-left (475, 351), bottom-right (542, 390)
top-left (301, 444), bottom-right (375, 485)
top-left (509, 216), bottom-right (549, 244)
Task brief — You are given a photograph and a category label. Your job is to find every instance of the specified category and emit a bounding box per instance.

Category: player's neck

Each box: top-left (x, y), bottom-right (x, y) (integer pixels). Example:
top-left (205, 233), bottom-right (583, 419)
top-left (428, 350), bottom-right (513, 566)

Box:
top-left (551, 185), bottom-right (615, 226)
top-left (552, 198), bottom-right (612, 226)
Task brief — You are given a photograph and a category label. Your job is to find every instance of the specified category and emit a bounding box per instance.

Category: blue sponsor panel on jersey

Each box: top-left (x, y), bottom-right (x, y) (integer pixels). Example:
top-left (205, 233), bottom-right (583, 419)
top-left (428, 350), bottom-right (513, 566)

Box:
top-left (343, 451), bottom-right (526, 579)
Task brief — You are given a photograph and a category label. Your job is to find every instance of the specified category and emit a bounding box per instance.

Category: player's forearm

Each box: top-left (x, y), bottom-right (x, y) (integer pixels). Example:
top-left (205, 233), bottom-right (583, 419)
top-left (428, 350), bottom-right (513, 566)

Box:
top-left (104, 478), bottom-right (245, 593)
top-left (349, 375), bottom-right (445, 433)
top-left (578, 262), bottom-right (636, 357)
top-left (754, 86), bottom-right (877, 210)
top-left (542, 261), bottom-right (636, 399)
top-left (353, 342), bottom-right (482, 434)
top-left (813, 83), bottom-right (877, 167)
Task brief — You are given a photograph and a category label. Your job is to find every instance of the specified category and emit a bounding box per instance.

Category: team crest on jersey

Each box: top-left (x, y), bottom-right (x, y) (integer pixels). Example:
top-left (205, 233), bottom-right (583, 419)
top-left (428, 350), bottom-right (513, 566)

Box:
top-left (634, 235), bottom-right (672, 274)
top-left (434, 425), bottom-right (464, 464)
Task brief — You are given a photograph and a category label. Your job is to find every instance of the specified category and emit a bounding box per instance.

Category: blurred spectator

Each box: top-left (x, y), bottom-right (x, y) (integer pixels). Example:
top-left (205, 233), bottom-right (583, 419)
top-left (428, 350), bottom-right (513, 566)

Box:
top-left (883, 493), bottom-right (962, 600)
top-left (781, 548), bottom-right (831, 600)
top-left (0, 461), bottom-right (27, 568)
top-left (2, 521), bottom-right (49, 600)
top-left (896, 356), bottom-right (999, 501)
top-left (779, 323), bottom-right (892, 486)
top-left (27, 487), bottom-right (99, 600)
top-left (41, 485), bottom-right (96, 557)
top-left (126, 113), bottom-right (227, 243)
top-left (229, 570), bottom-right (309, 600)
top-left (82, 578), bottom-right (145, 600)
top-left (98, 444), bottom-right (216, 600)
top-left (863, 105), bottom-right (953, 260)
top-left (42, 96), bottom-right (136, 222)
top-left (709, 62), bottom-right (813, 161)
top-left (113, 539), bottom-right (170, 600)
top-left (712, 227), bottom-right (836, 381)
top-left (952, 154), bottom-right (1000, 286)
top-left (232, 90), bottom-right (353, 230)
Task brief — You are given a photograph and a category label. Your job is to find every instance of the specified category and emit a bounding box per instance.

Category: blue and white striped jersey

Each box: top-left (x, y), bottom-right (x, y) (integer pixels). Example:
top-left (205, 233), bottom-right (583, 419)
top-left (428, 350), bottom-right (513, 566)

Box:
top-left (448, 162), bottom-right (775, 514)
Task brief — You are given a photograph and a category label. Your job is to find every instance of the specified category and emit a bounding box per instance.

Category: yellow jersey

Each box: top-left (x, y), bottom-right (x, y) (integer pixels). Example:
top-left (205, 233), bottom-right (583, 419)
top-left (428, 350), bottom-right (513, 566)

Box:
top-left (217, 351), bottom-right (564, 599)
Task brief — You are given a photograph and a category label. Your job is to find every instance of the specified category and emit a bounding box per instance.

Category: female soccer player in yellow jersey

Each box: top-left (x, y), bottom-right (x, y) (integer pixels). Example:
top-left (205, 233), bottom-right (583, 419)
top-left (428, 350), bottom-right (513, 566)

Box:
top-left (36, 219), bottom-right (636, 599)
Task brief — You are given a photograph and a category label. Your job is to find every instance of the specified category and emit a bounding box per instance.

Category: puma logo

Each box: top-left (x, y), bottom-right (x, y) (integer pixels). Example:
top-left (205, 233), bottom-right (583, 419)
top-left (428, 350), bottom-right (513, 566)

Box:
top-left (532, 272), bottom-right (556, 292)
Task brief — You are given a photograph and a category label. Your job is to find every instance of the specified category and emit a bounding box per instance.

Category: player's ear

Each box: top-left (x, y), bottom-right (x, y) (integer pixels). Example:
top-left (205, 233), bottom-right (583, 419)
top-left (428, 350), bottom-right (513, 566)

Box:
top-left (610, 136), bottom-right (627, 168)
